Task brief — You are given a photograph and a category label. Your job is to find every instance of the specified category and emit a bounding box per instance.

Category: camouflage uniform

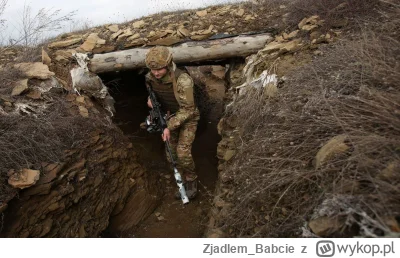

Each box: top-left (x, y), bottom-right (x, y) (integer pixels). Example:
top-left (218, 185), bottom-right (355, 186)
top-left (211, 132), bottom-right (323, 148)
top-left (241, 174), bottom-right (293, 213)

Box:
top-left (145, 62), bottom-right (200, 183)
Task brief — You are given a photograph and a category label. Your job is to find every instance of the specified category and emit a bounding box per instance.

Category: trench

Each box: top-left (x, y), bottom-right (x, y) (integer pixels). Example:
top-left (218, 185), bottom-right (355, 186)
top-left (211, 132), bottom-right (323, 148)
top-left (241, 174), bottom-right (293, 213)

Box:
top-left (99, 66), bottom-right (225, 237)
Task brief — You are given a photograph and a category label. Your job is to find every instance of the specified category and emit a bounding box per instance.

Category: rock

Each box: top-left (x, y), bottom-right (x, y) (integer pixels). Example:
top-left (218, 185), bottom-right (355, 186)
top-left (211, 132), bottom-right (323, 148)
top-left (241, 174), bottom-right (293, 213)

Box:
top-left (245, 15), bottom-right (255, 21)
top-left (261, 39), bottom-right (302, 55)
top-left (223, 150), bottom-right (236, 161)
top-left (236, 8), bottom-right (245, 16)
top-left (286, 30), bottom-right (299, 39)
top-left (48, 37), bottom-right (82, 49)
top-left (196, 10), bottom-right (207, 17)
top-left (177, 28), bottom-right (190, 37)
top-left (92, 45), bottom-right (115, 54)
top-left (314, 134), bottom-right (349, 169)
top-left (111, 29), bottom-right (124, 40)
top-left (8, 169), bottom-right (40, 189)
top-left (55, 49), bottom-right (77, 60)
top-left (76, 96), bottom-right (85, 103)
top-left (298, 15), bottom-right (323, 31)
top-left (124, 38), bottom-right (147, 48)
top-left (80, 33), bottom-right (106, 52)
top-left (147, 31), bottom-right (168, 41)
top-left (127, 33), bottom-right (141, 41)
top-left (11, 79), bottom-right (29, 96)
top-left (79, 105), bottom-right (89, 118)
top-left (148, 36), bottom-right (182, 46)
top-left (41, 48), bottom-right (51, 66)
top-left (117, 28), bottom-right (134, 41)
top-left (309, 216), bottom-right (345, 237)
top-left (132, 20), bottom-right (145, 29)
top-left (107, 24), bottom-right (119, 32)
top-left (14, 62), bottom-right (55, 79)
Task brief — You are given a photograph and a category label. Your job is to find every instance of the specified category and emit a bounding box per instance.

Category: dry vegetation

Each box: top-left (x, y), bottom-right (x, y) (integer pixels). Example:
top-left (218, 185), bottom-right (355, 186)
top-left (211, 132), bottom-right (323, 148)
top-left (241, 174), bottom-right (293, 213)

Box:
top-left (218, 0), bottom-right (400, 237)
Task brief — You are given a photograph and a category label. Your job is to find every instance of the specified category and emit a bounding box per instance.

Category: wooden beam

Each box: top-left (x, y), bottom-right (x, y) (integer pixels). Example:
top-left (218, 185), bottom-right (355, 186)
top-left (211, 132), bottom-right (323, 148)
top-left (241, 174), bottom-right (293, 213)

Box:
top-left (89, 33), bottom-right (272, 73)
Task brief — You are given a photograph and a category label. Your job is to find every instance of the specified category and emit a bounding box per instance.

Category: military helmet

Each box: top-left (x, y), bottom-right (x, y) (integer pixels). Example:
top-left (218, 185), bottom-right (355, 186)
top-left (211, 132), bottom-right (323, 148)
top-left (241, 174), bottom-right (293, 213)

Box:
top-left (145, 46), bottom-right (173, 70)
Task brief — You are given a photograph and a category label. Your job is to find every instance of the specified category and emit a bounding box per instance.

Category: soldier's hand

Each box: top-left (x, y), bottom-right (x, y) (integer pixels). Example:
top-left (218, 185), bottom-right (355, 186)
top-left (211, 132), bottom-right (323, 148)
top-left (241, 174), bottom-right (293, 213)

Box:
top-left (162, 128), bottom-right (170, 142)
top-left (147, 98), bottom-right (153, 108)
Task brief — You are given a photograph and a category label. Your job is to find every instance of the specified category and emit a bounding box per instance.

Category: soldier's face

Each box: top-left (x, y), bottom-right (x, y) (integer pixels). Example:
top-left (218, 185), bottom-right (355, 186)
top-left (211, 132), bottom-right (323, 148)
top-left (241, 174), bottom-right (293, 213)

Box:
top-left (151, 67), bottom-right (168, 79)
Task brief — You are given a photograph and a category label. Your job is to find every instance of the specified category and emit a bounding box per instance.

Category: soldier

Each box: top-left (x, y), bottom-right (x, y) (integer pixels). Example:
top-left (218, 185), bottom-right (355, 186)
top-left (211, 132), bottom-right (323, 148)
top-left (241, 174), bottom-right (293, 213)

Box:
top-left (144, 46), bottom-right (200, 199)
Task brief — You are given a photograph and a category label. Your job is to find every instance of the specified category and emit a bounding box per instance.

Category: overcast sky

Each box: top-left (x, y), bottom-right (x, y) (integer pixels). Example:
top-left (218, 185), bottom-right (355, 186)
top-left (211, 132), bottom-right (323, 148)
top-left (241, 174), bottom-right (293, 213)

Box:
top-left (1, 0), bottom-right (244, 43)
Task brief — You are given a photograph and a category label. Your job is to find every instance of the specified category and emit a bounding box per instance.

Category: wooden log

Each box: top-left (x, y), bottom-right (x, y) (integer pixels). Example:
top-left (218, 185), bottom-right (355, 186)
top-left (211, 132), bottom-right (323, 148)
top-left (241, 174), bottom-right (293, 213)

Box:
top-left (89, 33), bottom-right (272, 73)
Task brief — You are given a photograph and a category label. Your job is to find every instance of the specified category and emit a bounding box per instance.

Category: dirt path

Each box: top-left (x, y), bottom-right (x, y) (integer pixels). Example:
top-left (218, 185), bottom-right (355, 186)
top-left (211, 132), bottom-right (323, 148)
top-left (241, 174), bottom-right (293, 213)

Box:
top-left (133, 119), bottom-right (219, 238)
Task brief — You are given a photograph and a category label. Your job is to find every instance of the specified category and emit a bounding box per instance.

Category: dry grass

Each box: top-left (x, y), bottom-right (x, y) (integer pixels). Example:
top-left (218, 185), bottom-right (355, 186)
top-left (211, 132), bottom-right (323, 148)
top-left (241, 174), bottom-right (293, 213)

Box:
top-left (216, 5), bottom-right (400, 237)
top-left (286, 0), bottom-right (381, 31)
top-left (0, 91), bottom-right (111, 206)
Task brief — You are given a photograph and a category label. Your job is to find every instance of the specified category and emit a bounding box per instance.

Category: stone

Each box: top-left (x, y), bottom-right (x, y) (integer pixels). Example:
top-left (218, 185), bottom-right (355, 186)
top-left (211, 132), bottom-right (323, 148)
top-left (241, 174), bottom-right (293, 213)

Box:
top-left (124, 38), bottom-right (147, 48)
top-left (261, 39), bottom-right (302, 55)
top-left (147, 31), bottom-right (168, 42)
top-left (8, 169), bottom-right (40, 189)
top-left (314, 134), bottom-right (349, 169)
top-left (127, 33), bottom-right (141, 41)
top-left (245, 15), bottom-right (255, 21)
top-left (79, 106), bottom-right (89, 118)
top-left (80, 33), bottom-right (106, 52)
top-left (14, 62), bottom-right (55, 79)
top-left (196, 10), bottom-right (207, 17)
top-left (41, 48), bottom-right (51, 66)
top-left (117, 28), bottom-right (133, 41)
top-left (177, 28), bottom-right (190, 37)
top-left (107, 24), bottom-right (119, 32)
top-left (298, 15), bottom-right (323, 31)
top-left (236, 8), bottom-right (245, 16)
top-left (48, 37), bottom-right (82, 49)
top-left (92, 45), bottom-right (115, 54)
top-left (309, 216), bottom-right (345, 237)
top-left (132, 20), bottom-right (145, 29)
top-left (286, 30), bottom-right (299, 39)
top-left (111, 29), bottom-right (124, 40)
top-left (223, 150), bottom-right (236, 161)
top-left (148, 36), bottom-right (182, 46)
top-left (11, 79), bottom-right (29, 96)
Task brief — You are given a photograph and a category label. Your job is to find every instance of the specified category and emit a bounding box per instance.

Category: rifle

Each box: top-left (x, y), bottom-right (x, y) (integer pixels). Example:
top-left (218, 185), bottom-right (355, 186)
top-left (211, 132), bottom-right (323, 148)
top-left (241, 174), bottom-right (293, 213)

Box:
top-left (144, 85), bottom-right (189, 204)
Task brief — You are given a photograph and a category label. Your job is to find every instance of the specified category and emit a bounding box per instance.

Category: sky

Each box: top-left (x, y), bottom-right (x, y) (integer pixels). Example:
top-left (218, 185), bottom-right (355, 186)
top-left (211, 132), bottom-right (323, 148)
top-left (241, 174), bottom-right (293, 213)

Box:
top-left (0, 0), bottom-right (244, 43)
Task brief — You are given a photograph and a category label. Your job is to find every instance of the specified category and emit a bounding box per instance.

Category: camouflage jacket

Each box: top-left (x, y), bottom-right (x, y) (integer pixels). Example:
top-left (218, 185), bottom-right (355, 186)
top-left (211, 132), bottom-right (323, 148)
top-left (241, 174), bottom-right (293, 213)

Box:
top-left (146, 63), bottom-right (199, 131)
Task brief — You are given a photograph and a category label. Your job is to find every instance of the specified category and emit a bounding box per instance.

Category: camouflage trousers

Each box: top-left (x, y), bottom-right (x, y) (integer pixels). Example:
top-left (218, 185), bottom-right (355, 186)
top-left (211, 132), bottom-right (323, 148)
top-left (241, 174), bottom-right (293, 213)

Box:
top-left (166, 113), bottom-right (200, 182)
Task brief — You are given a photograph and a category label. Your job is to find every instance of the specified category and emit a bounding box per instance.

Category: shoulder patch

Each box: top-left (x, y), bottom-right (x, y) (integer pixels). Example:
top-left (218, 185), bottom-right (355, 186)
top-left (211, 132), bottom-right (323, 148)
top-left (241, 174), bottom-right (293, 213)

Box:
top-left (176, 73), bottom-right (194, 104)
